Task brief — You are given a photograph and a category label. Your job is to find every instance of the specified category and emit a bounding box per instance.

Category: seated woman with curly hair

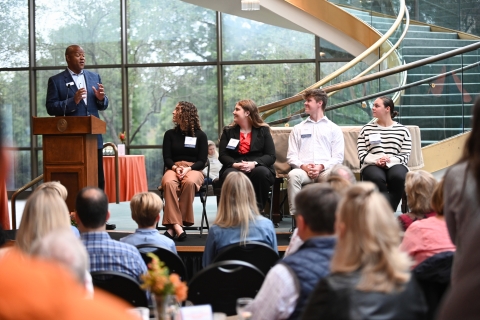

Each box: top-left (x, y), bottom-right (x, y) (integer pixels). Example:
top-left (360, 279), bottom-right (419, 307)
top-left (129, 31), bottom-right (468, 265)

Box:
top-left (161, 101), bottom-right (208, 241)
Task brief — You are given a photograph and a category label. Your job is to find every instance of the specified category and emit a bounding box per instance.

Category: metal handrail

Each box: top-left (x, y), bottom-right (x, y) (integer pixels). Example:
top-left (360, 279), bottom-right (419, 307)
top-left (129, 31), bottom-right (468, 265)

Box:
top-left (268, 59), bottom-right (480, 126)
top-left (262, 40), bottom-right (480, 116)
top-left (260, 0), bottom-right (407, 116)
top-left (10, 174), bottom-right (44, 229)
top-left (103, 142), bottom-right (120, 204)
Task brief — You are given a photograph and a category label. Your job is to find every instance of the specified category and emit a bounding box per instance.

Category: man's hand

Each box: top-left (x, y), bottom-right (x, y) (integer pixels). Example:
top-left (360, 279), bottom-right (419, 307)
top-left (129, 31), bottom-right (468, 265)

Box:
top-left (74, 88), bottom-right (87, 104)
top-left (301, 163), bottom-right (324, 180)
top-left (92, 83), bottom-right (105, 101)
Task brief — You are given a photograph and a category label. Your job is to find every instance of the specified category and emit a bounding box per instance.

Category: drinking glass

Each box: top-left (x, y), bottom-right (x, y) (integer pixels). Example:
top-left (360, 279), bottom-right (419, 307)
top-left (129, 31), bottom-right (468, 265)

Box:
top-left (236, 297), bottom-right (253, 320)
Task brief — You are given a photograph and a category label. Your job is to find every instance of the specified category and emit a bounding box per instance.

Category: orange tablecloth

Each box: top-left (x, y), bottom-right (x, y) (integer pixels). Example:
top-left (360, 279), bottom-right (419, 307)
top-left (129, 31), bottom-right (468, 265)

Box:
top-left (103, 155), bottom-right (148, 203)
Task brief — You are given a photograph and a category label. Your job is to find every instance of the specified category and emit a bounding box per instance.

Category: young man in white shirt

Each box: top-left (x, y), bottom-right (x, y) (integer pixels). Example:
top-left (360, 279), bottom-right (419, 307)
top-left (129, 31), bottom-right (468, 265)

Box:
top-left (286, 89), bottom-right (344, 216)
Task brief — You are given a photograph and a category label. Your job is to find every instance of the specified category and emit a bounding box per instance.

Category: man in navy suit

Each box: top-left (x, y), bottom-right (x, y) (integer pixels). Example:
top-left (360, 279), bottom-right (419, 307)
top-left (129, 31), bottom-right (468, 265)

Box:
top-left (46, 45), bottom-right (108, 189)
top-left (46, 45), bottom-right (115, 229)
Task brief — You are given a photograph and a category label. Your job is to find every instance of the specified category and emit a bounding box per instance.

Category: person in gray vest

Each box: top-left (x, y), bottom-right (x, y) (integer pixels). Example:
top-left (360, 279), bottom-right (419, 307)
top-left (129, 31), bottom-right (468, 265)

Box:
top-left (245, 183), bottom-right (340, 320)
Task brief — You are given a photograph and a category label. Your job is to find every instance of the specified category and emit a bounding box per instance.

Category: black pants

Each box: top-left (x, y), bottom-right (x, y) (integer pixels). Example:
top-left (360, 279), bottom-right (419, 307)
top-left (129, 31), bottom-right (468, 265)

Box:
top-left (98, 149), bottom-right (105, 190)
top-left (362, 165), bottom-right (408, 211)
top-left (221, 166), bottom-right (274, 212)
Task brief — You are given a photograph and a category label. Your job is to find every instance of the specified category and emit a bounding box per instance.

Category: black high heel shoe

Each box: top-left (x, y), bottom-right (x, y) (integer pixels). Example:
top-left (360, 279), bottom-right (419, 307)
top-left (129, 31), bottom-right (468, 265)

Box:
top-left (164, 230), bottom-right (175, 240)
top-left (176, 226), bottom-right (186, 241)
top-left (177, 231), bottom-right (187, 241)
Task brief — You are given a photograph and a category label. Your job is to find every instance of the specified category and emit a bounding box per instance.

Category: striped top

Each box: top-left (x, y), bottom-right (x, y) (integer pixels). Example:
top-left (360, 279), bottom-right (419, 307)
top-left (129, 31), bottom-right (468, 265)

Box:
top-left (357, 121), bottom-right (411, 171)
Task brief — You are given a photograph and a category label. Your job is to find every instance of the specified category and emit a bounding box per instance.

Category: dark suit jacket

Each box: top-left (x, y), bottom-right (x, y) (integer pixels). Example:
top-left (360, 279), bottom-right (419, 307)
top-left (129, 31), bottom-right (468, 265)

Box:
top-left (46, 69), bottom-right (109, 148)
top-left (218, 125), bottom-right (276, 177)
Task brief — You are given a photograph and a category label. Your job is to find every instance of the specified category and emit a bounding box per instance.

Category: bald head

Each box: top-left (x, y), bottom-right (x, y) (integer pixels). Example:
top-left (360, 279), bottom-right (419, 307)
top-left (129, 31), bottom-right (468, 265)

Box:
top-left (75, 187), bottom-right (108, 229)
top-left (65, 45), bottom-right (85, 74)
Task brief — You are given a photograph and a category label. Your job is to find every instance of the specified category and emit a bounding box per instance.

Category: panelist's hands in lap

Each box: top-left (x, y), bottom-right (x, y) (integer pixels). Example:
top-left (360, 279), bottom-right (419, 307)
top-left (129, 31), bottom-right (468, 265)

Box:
top-left (375, 156), bottom-right (391, 168)
top-left (174, 166), bottom-right (192, 180)
top-left (301, 163), bottom-right (324, 180)
top-left (233, 161), bottom-right (256, 173)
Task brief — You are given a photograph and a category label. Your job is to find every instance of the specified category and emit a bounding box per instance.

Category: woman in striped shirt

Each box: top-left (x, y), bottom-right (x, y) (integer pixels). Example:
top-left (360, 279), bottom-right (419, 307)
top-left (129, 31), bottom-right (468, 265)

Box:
top-left (357, 96), bottom-right (412, 211)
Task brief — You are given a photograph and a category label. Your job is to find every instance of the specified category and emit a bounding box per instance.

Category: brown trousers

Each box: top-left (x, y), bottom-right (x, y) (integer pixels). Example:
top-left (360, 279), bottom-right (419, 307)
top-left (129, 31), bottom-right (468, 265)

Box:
top-left (161, 161), bottom-right (204, 227)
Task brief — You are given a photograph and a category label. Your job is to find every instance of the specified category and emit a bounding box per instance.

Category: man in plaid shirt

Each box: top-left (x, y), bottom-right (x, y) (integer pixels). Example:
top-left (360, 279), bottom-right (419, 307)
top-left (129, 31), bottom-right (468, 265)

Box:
top-left (74, 187), bottom-right (147, 281)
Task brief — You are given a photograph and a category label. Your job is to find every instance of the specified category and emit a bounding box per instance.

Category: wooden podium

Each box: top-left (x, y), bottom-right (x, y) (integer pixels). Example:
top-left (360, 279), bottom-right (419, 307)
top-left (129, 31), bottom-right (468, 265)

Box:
top-left (33, 116), bottom-right (106, 211)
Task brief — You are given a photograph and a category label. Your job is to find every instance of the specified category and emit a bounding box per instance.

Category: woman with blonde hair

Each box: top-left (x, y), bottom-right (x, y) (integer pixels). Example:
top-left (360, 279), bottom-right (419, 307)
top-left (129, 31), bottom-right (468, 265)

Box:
top-left (398, 170), bottom-right (438, 231)
top-left (218, 99), bottom-right (276, 213)
top-left (302, 182), bottom-right (427, 319)
top-left (16, 188), bottom-right (72, 253)
top-left (35, 181), bottom-right (80, 237)
top-left (203, 140), bottom-right (222, 183)
top-left (202, 172), bottom-right (277, 267)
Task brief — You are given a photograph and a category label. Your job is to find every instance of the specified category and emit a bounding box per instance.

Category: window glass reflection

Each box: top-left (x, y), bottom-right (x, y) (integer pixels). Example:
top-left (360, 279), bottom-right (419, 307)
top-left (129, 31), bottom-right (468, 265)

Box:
top-left (222, 13), bottom-right (315, 61)
top-left (128, 0), bottom-right (217, 63)
top-left (35, 0), bottom-right (121, 66)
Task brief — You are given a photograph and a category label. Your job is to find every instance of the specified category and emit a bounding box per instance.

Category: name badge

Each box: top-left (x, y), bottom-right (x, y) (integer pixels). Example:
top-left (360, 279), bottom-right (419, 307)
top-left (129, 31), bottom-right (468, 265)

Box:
top-left (185, 136), bottom-right (197, 148)
top-left (227, 138), bottom-right (239, 150)
top-left (370, 133), bottom-right (381, 145)
top-left (301, 127), bottom-right (312, 138)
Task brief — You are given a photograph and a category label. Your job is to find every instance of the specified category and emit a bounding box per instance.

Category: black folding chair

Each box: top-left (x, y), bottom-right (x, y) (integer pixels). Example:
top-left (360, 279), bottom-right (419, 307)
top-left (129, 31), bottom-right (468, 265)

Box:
top-left (212, 241), bottom-right (279, 275)
top-left (157, 159), bottom-right (210, 237)
top-left (187, 260), bottom-right (265, 316)
top-left (136, 244), bottom-right (188, 281)
top-left (90, 271), bottom-right (148, 307)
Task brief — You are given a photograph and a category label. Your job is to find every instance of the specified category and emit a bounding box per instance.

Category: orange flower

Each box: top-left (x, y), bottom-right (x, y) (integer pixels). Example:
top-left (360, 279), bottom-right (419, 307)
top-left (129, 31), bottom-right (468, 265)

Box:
top-left (140, 253), bottom-right (188, 302)
top-left (119, 131), bottom-right (126, 143)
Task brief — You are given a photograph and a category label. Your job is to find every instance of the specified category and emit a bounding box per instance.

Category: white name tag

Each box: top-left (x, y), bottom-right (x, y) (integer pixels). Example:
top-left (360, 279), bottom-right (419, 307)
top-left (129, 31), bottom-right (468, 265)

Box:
top-left (370, 133), bottom-right (381, 145)
top-left (185, 136), bottom-right (197, 148)
top-left (227, 138), bottom-right (239, 150)
top-left (301, 127), bottom-right (312, 138)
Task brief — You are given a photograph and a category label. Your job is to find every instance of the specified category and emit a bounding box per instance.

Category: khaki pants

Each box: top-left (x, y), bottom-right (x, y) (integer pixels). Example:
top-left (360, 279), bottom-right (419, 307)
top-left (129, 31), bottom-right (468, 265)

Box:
top-left (161, 161), bottom-right (204, 226)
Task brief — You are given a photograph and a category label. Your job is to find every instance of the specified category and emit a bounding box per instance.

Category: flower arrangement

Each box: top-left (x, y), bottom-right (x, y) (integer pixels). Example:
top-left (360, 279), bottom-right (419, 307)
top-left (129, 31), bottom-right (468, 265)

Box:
top-left (140, 253), bottom-right (188, 302)
top-left (119, 131), bottom-right (126, 144)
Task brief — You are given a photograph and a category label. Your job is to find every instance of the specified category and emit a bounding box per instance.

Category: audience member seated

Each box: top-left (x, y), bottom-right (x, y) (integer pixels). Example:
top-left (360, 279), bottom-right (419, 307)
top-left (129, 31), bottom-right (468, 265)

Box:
top-left (398, 170), bottom-right (438, 231)
top-left (0, 248), bottom-right (135, 320)
top-left (161, 101), bottom-right (208, 241)
top-left (30, 229), bottom-right (93, 297)
top-left (358, 96), bottom-right (412, 211)
top-left (202, 172), bottom-right (277, 267)
top-left (203, 140), bottom-right (222, 184)
top-left (35, 181), bottom-right (80, 237)
top-left (287, 89), bottom-right (344, 216)
top-left (16, 188), bottom-right (72, 253)
top-left (285, 165), bottom-right (355, 257)
top-left (246, 184), bottom-right (340, 320)
top-left (400, 178), bottom-right (456, 268)
top-left (218, 99), bottom-right (276, 213)
top-left (120, 192), bottom-right (176, 254)
top-left (301, 182), bottom-right (427, 320)
top-left (443, 96), bottom-right (480, 286)
top-left (73, 187), bottom-right (147, 281)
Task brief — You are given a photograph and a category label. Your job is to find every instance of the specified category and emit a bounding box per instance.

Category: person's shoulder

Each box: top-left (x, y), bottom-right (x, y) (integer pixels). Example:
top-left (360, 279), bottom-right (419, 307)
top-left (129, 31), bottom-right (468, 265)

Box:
top-left (49, 69), bottom-right (68, 80)
top-left (83, 69), bottom-right (99, 77)
top-left (196, 129), bottom-right (208, 138)
top-left (256, 216), bottom-right (275, 228)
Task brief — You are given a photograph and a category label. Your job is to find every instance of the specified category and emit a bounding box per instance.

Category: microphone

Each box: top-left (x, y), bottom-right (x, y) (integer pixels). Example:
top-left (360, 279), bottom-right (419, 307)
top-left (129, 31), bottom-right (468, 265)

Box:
top-left (64, 83), bottom-right (71, 117)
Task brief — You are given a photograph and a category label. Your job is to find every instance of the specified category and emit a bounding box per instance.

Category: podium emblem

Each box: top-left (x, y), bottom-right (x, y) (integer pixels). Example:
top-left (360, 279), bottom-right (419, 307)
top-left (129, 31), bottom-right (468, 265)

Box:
top-left (57, 118), bottom-right (68, 132)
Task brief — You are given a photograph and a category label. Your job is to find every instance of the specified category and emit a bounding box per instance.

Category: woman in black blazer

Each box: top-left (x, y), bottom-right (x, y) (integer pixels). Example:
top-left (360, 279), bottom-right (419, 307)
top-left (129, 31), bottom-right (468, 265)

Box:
top-left (219, 99), bottom-right (276, 213)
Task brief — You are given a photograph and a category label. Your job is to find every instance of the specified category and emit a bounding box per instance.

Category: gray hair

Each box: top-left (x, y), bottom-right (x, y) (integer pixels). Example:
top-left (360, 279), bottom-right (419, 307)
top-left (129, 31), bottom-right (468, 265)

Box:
top-left (329, 164), bottom-right (357, 185)
top-left (30, 229), bottom-right (89, 285)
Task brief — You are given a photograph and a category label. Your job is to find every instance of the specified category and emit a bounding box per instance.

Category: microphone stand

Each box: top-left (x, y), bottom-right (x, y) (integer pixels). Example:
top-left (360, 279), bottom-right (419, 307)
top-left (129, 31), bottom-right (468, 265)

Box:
top-left (64, 83), bottom-right (71, 117)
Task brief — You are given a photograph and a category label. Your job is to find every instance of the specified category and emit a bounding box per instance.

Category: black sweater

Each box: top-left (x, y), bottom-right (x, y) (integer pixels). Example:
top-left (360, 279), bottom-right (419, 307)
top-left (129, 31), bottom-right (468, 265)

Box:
top-left (162, 128), bottom-right (208, 171)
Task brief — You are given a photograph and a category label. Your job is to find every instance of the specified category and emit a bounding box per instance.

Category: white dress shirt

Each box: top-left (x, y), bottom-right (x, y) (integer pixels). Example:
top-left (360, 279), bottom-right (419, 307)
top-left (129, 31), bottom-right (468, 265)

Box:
top-left (68, 68), bottom-right (87, 105)
top-left (287, 116), bottom-right (344, 170)
top-left (245, 264), bottom-right (299, 320)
